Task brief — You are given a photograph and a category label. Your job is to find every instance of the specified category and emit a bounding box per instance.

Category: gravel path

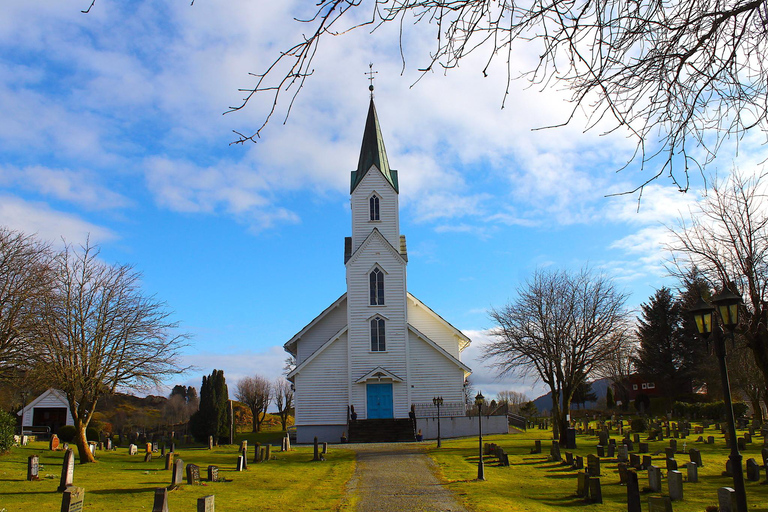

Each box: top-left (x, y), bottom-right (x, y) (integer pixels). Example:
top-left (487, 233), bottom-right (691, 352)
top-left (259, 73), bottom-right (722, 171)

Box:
top-left (343, 442), bottom-right (470, 512)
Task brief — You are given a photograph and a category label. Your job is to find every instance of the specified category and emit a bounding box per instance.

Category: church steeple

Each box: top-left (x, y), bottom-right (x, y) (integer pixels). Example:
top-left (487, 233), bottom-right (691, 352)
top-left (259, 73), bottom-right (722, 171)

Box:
top-left (350, 98), bottom-right (399, 194)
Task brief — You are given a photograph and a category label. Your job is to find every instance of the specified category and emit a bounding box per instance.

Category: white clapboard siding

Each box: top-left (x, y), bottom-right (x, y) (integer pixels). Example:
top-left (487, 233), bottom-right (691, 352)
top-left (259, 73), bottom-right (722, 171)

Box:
top-left (408, 332), bottom-right (466, 403)
top-left (295, 298), bottom-right (348, 364)
top-left (20, 389), bottom-right (74, 427)
top-left (351, 168), bottom-right (400, 253)
top-left (293, 333), bottom-right (349, 426)
top-left (407, 298), bottom-right (463, 359)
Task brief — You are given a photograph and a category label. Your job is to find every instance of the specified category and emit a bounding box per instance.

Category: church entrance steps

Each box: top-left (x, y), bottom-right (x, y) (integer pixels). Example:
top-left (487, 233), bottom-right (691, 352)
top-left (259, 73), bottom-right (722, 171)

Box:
top-left (348, 418), bottom-right (415, 443)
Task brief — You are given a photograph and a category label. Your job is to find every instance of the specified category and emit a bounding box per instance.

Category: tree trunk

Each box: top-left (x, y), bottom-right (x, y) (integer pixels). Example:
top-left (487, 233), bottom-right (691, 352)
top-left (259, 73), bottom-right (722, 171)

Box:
top-left (251, 406), bottom-right (258, 433)
top-left (74, 419), bottom-right (95, 464)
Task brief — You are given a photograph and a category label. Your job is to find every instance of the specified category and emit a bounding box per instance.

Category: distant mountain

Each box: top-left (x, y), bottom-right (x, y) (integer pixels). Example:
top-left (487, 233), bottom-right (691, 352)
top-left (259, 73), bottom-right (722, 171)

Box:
top-left (532, 378), bottom-right (610, 414)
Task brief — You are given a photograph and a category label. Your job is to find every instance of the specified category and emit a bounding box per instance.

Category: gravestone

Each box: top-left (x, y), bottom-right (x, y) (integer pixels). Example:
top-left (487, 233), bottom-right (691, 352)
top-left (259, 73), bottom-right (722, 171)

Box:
top-left (718, 487), bottom-right (736, 512)
top-left (738, 437), bottom-right (747, 451)
top-left (724, 459), bottom-right (733, 477)
top-left (685, 461), bottom-right (698, 483)
top-left (550, 441), bottom-right (561, 462)
top-left (670, 439), bottom-right (677, 452)
top-left (565, 451), bottom-right (574, 466)
top-left (144, 452), bottom-right (152, 463)
top-left (665, 447), bottom-right (675, 460)
top-left (58, 448), bottom-right (75, 492)
top-left (626, 470), bottom-right (641, 512)
top-left (129, 444), bottom-right (137, 455)
top-left (642, 455), bottom-right (652, 470)
top-left (668, 470), bottom-right (683, 500)
top-left (588, 478), bottom-right (602, 504)
top-left (282, 434), bottom-right (291, 452)
top-left (170, 442), bottom-right (175, 453)
top-left (207, 465), bottom-right (219, 482)
top-left (587, 454), bottom-right (601, 476)
top-left (171, 458), bottom-right (184, 487)
top-left (746, 458), bottom-right (760, 481)
top-left (60, 486), bottom-right (84, 512)
top-left (576, 472), bottom-right (591, 498)
top-left (648, 496), bottom-right (673, 512)
top-left (624, 439), bottom-right (634, 452)
top-left (208, 436), bottom-right (214, 450)
top-left (688, 448), bottom-right (704, 468)
top-left (629, 453), bottom-right (641, 469)
top-left (165, 453), bottom-right (174, 471)
top-left (197, 495), bottom-right (215, 512)
top-left (106, 438), bottom-right (112, 451)
top-left (146, 442), bottom-right (152, 454)
top-left (322, 442), bottom-right (328, 454)
top-left (574, 455), bottom-right (584, 469)
top-left (762, 447), bottom-right (768, 468)
top-left (618, 445), bottom-right (628, 462)
top-left (745, 433), bottom-right (752, 444)
top-left (633, 433), bottom-right (640, 444)
top-left (260, 446), bottom-right (268, 462)
top-left (186, 463), bottom-right (201, 485)
top-left (50, 434), bottom-right (60, 451)
top-left (607, 444), bottom-right (615, 458)
top-left (707, 436), bottom-right (715, 444)
top-left (27, 455), bottom-right (40, 481)
top-left (265, 445), bottom-right (272, 460)
top-left (532, 440), bottom-right (542, 454)
top-left (666, 458), bottom-right (678, 471)
top-left (236, 455), bottom-right (245, 471)
top-left (648, 465), bottom-right (662, 492)
top-left (599, 431), bottom-right (609, 446)
top-left (639, 442), bottom-right (649, 453)
top-left (618, 462), bottom-right (628, 484)
top-left (597, 445), bottom-right (605, 457)
top-left (565, 428), bottom-right (577, 449)
top-left (241, 447), bottom-right (248, 470)
top-left (153, 441), bottom-right (158, 452)
top-left (152, 488), bottom-right (169, 512)
top-left (254, 442), bottom-right (262, 462)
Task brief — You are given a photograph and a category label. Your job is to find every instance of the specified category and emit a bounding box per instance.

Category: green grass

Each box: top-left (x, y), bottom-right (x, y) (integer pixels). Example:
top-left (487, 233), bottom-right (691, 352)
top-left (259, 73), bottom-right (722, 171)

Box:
top-left (0, 435), bottom-right (355, 511)
top-left (427, 425), bottom-right (768, 512)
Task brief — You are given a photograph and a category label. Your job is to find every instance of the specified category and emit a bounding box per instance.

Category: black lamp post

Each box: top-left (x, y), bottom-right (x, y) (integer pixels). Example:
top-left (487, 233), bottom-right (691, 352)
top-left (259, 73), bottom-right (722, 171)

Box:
top-left (432, 396), bottom-right (443, 448)
top-left (475, 392), bottom-right (485, 481)
top-left (689, 290), bottom-right (747, 512)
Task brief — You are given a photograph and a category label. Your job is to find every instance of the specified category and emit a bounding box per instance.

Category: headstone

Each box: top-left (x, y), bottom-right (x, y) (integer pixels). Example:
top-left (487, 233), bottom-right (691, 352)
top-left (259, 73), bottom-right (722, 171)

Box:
top-left (152, 488), bottom-right (169, 512)
top-left (618, 445), bottom-right (628, 462)
top-left (58, 448), bottom-right (75, 492)
top-left (724, 459), bottom-right (733, 477)
top-left (208, 436), bottom-right (214, 450)
top-left (260, 446), bottom-right (267, 462)
top-left (60, 486), bottom-right (84, 512)
top-left (532, 440), bottom-right (542, 454)
top-left (322, 442), bottom-right (328, 454)
top-left (550, 441), bottom-right (561, 462)
top-left (50, 434), bottom-right (60, 451)
top-left (186, 463), bottom-right (200, 485)
top-left (746, 458), bottom-right (760, 481)
top-left (165, 452), bottom-right (174, 471)
top-left (576, 472), bottom-right (591, 498)
top-left (146, 442), bottom-right (152, 454)
top-left (599, 431), bottom-right (609, 446)
top-left (648, 496), bottom-right (673, 512)
top-left (718, 487), bottom-right (736, 512)
top-left (607, 444), bottom-right (615, 458)
top-left (197, 495), bottom-right (215, 512)
top-left (745, 433), bottom-right (752, 444)
top-left (707, 436), bottom-right (715, 445)
top-left (633, 433), bottom-right (640, 443)
top-left (588, 477), bottom-right (602, 504)
top-left (670, 439), bottom-right (677, 453)
top-left (236, 455), bottom-right (245, 471)
top-left (738, 437), bottom-right (747, 451)
top-left (574, 455), bottom-right (584, 469)
top-left (27, 455), bottom-right (40, 481)
top-left (642, 455), bottom-right (652, 470)
top-left (106, 438), bottom-right (112, 451)
top-left (618, 462), bottom-right (628, 484)
top-left (626, 470), bottom-right (641, 512)
top-left (265, 444), bottom-right (272, 460)
top-left (689, 448), bottom-right (703, 467)
top-left (241, 447), bottom-right (248, 470)
top-left (648, 465), bottom-right (662, 492)
top-left (630, 453), bottom-right (641, 469)
top-left (685, 462), bottom-right (698, 483)
top-left (666, 458), bottom-right (678, 471)
top-left (565, 428), bottom-right (577, 449)
top-left (565, 451), bottom-right (574, 466)
top-left (171, 458), bottom-right (184, 487)
top-left (153, 441), bottom-right (158, 452)
top-left (587, 454), bottom-right (600, 476)
top-left (207, 465), bottom-right (219, 482)
top-left (313, 437), bottom-right (321, 461)
top-left (144, 452), bottom-right (152, 463)
top-left (283, 434), bottom-right (291, 452)
top-left (129, 444), bottom-right (138, 455)
top-left (597, 445), bottom-right (605, 457)
top-left (762, 447), bottom-right (768, 468)
top-left (254, 442), bottom-right (262, 462)
top-left (668, 470), bottom-right (683, 500)
top-left (639, 442), bottom-right (649, 453)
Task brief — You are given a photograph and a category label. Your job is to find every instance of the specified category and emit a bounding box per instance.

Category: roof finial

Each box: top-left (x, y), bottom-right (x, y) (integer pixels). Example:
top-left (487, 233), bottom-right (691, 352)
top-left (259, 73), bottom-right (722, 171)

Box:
top-left (366, 63), bottom-right (378, 98)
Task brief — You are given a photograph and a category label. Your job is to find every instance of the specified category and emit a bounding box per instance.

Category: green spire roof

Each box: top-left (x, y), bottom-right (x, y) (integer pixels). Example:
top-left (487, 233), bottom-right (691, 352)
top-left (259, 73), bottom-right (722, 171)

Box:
top-left (350, 98), bottom-right (399, 193)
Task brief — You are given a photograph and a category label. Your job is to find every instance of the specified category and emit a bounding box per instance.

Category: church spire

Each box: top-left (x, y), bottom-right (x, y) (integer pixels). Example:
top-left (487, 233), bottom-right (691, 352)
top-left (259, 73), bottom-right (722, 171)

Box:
top-left (350, 97), bottom-right (399, 194)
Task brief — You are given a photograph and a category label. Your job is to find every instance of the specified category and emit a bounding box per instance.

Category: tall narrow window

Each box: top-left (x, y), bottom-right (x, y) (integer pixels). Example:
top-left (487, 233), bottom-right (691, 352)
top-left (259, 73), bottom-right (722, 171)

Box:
top-left (369, 194), bottom-right (380, 221)
top-left (369, 268), bottom-right (384, 305)
top-left (370, 317), bottom-right (386, 351)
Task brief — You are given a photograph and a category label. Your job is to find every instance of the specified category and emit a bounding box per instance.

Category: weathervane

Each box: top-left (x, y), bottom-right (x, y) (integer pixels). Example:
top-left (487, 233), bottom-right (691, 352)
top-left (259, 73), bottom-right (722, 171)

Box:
top-left (366, 63), bottom-right (378, 97)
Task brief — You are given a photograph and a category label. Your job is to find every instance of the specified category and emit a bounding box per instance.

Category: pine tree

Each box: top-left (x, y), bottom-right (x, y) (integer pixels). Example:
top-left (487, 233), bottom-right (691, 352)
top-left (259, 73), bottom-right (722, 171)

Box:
top-left (190, 369), bottom-right (229, 443)
top-left (606, 386), bottom-right (615, 409)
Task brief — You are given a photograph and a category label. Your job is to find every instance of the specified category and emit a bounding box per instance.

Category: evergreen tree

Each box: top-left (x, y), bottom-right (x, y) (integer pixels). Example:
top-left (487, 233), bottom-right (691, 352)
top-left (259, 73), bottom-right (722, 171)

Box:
top-left (606, 386), bottom-right (615, 409)
top-left (190, 369), bottom-right (229, 443)
top-left (634, 287), bottom-right (690, 400)
top-left (572, 375), bottom-right (598, 409)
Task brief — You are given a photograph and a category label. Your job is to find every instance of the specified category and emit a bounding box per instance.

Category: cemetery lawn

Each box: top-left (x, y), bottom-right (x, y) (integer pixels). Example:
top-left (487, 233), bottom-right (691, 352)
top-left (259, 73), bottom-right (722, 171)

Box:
top-left (427, 427), bottom-right (768, 512)
top-left (0, 438), bottom-right (355, 511)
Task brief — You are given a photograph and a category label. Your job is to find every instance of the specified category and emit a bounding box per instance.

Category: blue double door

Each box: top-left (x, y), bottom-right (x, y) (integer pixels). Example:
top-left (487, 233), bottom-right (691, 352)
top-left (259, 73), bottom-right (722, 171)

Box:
top-left (366, 383), bottom-right (393, 419)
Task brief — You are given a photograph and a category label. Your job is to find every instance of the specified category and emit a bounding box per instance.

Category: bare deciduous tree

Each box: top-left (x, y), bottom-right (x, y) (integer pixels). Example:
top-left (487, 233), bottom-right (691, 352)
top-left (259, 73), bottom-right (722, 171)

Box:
top-left (594, 332), bottom-right (636, 411)
top-left (0, 228), bottom-right (50, 380)
top-left (273, 377), bottom-right (294, 431)
top-left (485, 267), bottom-right (630, 445)
top-left (495, 390), bottom-right (528, 415)
top-left (225, 0), bottom-right (767, 192)
top-left (33, 241), bottom-right (189, 463)
top-left (235, 376), bottom-right (271, 432)
top-left (667, 171), bottom-right (768, 405)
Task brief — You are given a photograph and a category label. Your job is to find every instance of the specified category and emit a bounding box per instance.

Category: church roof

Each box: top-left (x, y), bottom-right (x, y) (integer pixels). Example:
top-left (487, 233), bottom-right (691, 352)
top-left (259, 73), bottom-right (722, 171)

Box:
top-left (350, 98), bottom-right (399, 193)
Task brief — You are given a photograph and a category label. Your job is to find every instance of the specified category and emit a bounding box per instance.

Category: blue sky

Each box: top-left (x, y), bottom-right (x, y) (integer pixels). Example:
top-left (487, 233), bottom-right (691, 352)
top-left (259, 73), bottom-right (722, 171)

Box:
top-left (1, 1), bottom-right (765, 402)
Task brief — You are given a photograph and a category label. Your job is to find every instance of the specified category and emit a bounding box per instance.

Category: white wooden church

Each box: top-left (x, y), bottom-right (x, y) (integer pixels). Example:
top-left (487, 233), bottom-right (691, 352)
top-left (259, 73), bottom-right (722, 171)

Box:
top-left (285, 96), bottom-right (473, 443)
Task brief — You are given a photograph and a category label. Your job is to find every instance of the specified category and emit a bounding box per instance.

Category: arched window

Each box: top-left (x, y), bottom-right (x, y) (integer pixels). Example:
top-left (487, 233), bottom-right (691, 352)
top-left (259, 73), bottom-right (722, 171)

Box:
top-left (369, 268), bottom-right (384, 305)
top-left (370, 316), bottom-right (386, 351)
top-left (369, 194), bottom-right (380, 221)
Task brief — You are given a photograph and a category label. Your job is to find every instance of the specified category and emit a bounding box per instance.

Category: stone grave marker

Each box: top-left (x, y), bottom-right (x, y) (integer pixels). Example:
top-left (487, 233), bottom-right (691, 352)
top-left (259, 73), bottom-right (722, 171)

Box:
top-left (282, 434), bottom-right (291, 452)
top-left (236, 455), bottom-right (244, 471)
top-left (607, 444), bottom-right (615, 458)
top-left (685, 461), bottom-right (698, 483)
top-left (322, 442), bottom-right (328, 454)
top-left (61, 486), bottom-right (84, 512)
top-left (746, 458), bottom-right (760, 481)
top-left (599, 431), bottom-right (609, 446)
top-left (670, 439), bottom-right (677, 452)
top-left (106, 438), bottom-right (112, 451)
top-left (596, 445), bottom-right (605, 457)
top-left (171, 458), bottom-right (184, 487)
top-left (762, 447), bottom-right (768, 467)
top-left (152, 488), bottom-right (169, 512)
top-left (50, 434), bottom-right (60, 451)
top-left (665, 447), bottom-right (675, 460)
top-left (689, 448), bottom-right (703, 467)
top-left (186, 463), bottom-right (200, 485)
top-left (145, 442), bottom-right (152, 454)
top-left (565, 427), bottom-right (577, 449)
top-left (241, 446), bottom-right (248, 470)
top-left (648, 496), bottom-right (673, 512)
top-left (633, 433), bottom-right (640, 444)
top-left (745, 433), bottom-right (752, 444)
top-left (707, 436), bottom-right (715, 444)
top-left (129, 444), bottom-right (137, 455)
top-left (576, 472), bottom-right (591, 498)
top-left (265, 444), bottom-right (272, 460)
top-left (626, 470), bottom-right (641, 512)
top-left (738, 437), bottom-right (747, 451)
top-left (666, 458), bottom-right (678, 471)
top-left (574, 455), bottom-right (584, 470)
top-left (550, 441), bottom-right (561, 462)
top-left (27, 454), bottom-right (40, 481)
top-left (629, 453), bottom-right (641, 469)
top-left (587, 454), bottom-right (600, 476)
top-left (565, 451), bottom-right (574, 466)
top-left (647, 465), bottom-right (662, 492)
top-left (588, 477), bottom-right (602, 504)
top-left (58, 448), bottom-right (75, 492)
top-left (170, 442), bottom-right (175, 453)
top-left (618, 462), bottom-right (628, 484)
top-left (532, 440), bottom-right (542, 454)
top-left (639, 442), bottom-right (649, 453)
top-left (197, 495), bottom-right (215, 512)
top-left (624, 439), bottom-right (634, 452)
top-left (668, 470), bottom-right (683, 500)
top-left (718, 487), bottom-right (736, 512)
top-left (144, 452), bottom-right (152, 463)
top-left (642, 455), bottom-right (652, 470)
top-left (618, 445), bottom-right (628, 462)
top-left (207, 465), bottom-right (219, 482)
top-left (165, 453), bottom-right (174, 471)
top-left (260, 446), bottom-right (268, 462)
top-left (153, 441), bottom-right (158, 452)
top-left (724, 459), bottom-right (733, 477)
top-left (208, 436), bottom-right (214, 450)
top-left (254, 442), bottom-right (262, 462)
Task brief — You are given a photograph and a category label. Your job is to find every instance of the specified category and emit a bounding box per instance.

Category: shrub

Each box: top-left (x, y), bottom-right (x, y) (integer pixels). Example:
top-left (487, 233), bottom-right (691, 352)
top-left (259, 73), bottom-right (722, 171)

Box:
top-left (0, 410), bottom-right (15, 454)
top-left (630, 417), bottom-right (647, 432)
top-left (58, 425), bottom-right (77, 443)
top-left (86, 427), bottom-right (99, 442)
